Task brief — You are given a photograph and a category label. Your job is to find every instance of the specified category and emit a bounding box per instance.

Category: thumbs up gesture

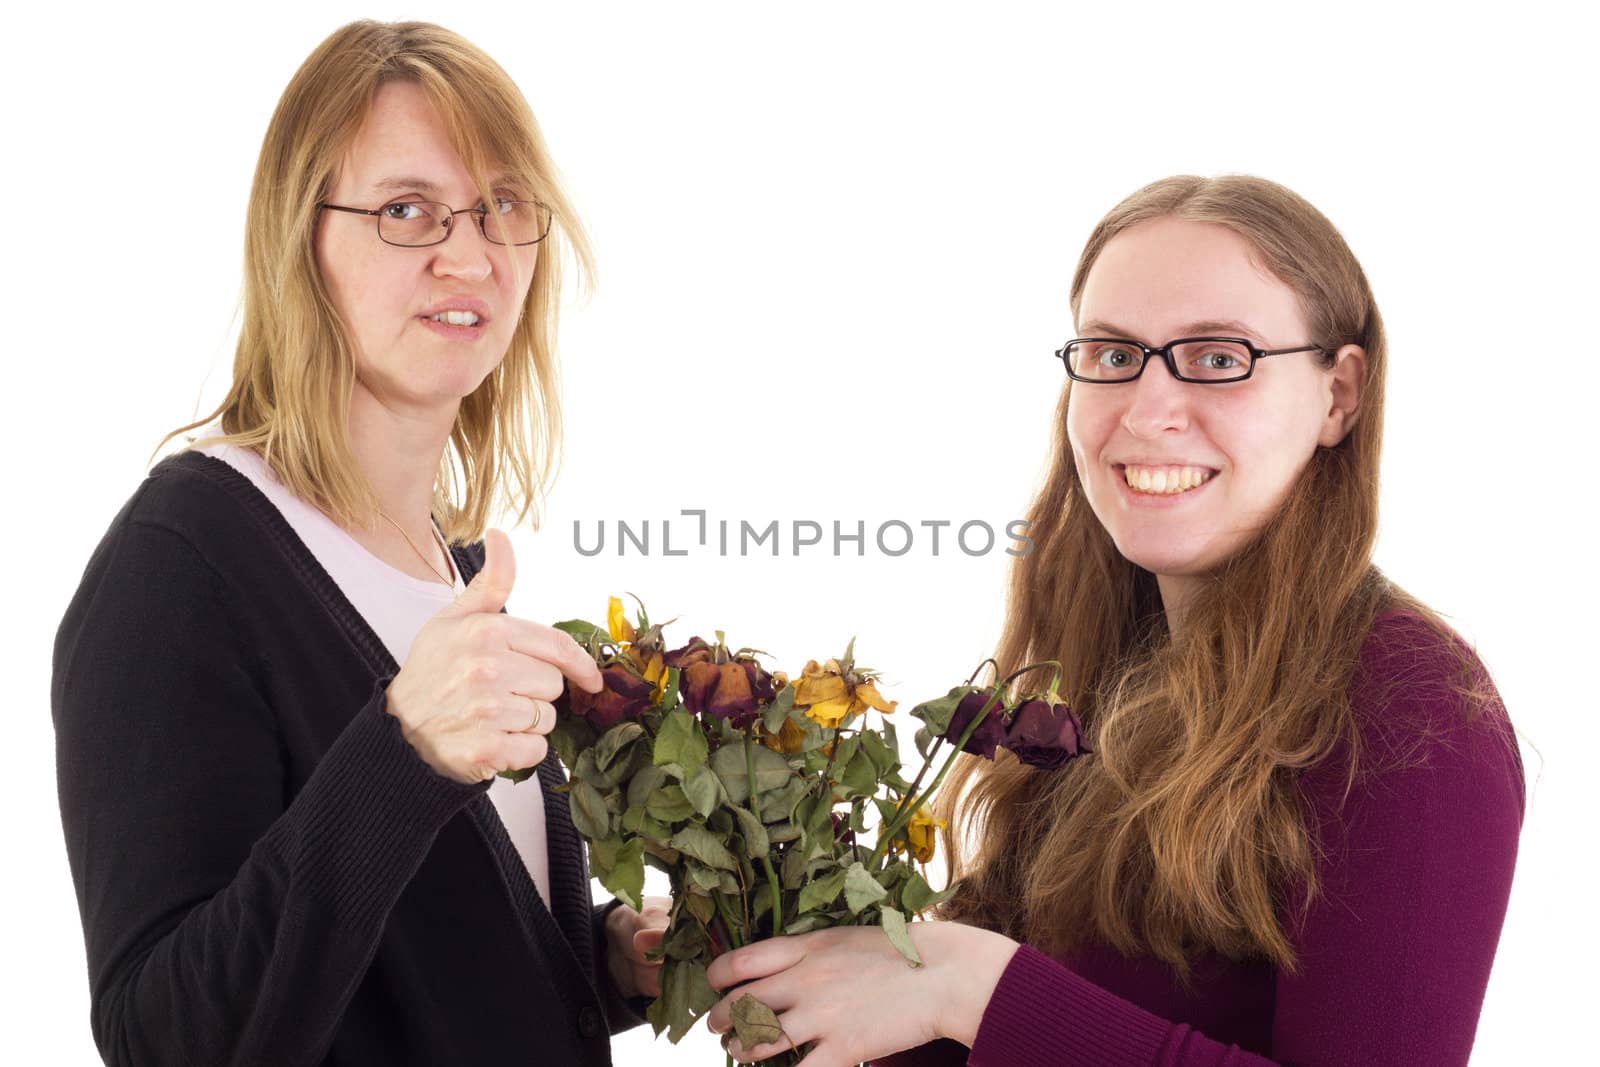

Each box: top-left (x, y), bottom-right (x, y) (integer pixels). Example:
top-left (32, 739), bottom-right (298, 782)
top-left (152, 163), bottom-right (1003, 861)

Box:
top-left (385, 529), bottom-right (604, 784)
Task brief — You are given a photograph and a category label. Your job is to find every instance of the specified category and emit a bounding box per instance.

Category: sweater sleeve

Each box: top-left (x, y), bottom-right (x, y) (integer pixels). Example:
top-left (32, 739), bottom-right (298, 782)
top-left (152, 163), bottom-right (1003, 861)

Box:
top-left (52, 518), bottom-right (491, 1067)
top-left (953, 631), bottom-right (1525, 1066)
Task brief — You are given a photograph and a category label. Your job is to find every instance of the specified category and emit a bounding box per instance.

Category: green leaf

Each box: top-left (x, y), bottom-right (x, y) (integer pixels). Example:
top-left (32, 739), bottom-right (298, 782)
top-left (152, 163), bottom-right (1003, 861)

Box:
top-left (766, 821), bottom-right (801, 845)
top-left (621, 804), bottom-right (645, 833)
top-left (762, 684), bottom-right (796, 734)
top-left (843, 862), bottom-right (889, 914)
top-left (569, 778), bottom-right (611, 840)
top-left (730, 993), bottom-right (784, 1049)
top-left (711, 743), bottom-right (793, 804)
top-left (731, 805), bottom-right (770, 859)
top-left (669, 825), bottom-right (739, 871)
top-left (594, 721), bottom-right (645, 772)
top-left (909, 686), bottom-right (975, 736)
top-left (496, 765), bottom-right (536, 783)
top-left (756, 776), bottom-right (809, 824)
top-left (626, 764), bottom-right (669, 810)
top-left (682, 764), bottom-right (724, 819)
top-left (783, 912), bottom-right (840, 935)
top-left (552, 618), bottom-right (604, 645)
top-left (832, 734), bottom-right (861, 770)
top-left (653, 707), bottom-right (708, 774)
top-left (879, 907), bottom-right (923, 966)
top-left (687, 861), bottom-right (723, 890)
top-left (645, 785), bottom-right (697, 823)
top-left (901, 870), bottom-right (958, 914)
top-left (861, 729), bottom-right (899, 775)
top-left (913, 725), bottom-right (935, 760)
top-left (840, 747), bottom-right (878, 797)
top-left (590, 836), bottom-right (644, 912)
top-left (684, 890), bottom-right (715, 925)
top-left (781, 846), bottom-right (808, 890)
top-left (797, 866), bottom-right (848, 913)
top-left (648, 958), bottom-right (718, 1043)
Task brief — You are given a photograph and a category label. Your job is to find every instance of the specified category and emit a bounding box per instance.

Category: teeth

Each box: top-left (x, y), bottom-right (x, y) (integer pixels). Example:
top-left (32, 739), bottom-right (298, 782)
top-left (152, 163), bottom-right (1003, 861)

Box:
top-left (431, 310), bottom-right (481, 326)
top-left (1123, 465), bottom-right (1214, 495)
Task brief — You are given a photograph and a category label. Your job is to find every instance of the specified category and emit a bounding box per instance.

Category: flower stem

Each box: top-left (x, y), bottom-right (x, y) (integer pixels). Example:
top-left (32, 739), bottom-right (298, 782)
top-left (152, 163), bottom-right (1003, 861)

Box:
top-left (744, 732), bottom-right (784, 936)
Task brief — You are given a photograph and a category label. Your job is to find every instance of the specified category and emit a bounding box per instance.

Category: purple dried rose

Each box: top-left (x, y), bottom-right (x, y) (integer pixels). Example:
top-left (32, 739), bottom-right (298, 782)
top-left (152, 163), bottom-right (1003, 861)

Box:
top-left (945, 689), bottom-right (1008, 760)
top-left (668, 637), bottom-right (774, 729)
top-left (1003, 698), bottom-right (1088, 770)
top-left (569, 663), bottom-right (656, 731)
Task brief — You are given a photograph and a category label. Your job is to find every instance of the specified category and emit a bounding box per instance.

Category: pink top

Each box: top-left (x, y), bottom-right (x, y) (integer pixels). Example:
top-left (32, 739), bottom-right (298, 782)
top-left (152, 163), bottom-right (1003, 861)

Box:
top-left (194, 428), bottom-right (551, 908)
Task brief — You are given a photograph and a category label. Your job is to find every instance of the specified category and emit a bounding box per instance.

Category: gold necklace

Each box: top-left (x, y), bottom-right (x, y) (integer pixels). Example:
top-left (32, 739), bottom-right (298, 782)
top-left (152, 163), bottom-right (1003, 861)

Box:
top-left (377, 509), bottom-right (454, 587)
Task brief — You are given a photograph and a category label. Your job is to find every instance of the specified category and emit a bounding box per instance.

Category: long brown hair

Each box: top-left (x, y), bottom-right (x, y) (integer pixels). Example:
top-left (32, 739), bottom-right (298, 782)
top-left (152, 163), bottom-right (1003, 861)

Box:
top-left (939, 175), bottom-right (1495, 985)
top-left (153, 20), bottom-right (594, 542)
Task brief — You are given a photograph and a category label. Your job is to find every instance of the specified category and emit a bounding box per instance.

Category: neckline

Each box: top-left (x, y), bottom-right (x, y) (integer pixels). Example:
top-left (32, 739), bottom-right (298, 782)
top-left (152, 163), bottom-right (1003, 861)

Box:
top-left (195, 435), bottom-right (461, 595)
top-left (163, 449), bottom-right (475, 680)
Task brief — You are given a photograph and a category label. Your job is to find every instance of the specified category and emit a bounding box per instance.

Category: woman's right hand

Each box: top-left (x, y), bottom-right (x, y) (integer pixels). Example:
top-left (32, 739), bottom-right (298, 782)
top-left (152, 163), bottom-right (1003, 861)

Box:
top-left (384, 528), bottom-right (604, 784)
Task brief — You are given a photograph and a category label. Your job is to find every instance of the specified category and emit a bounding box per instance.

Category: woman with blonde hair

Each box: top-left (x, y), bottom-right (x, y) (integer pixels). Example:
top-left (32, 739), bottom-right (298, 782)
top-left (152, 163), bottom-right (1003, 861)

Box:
top-left (53, 20), bottom-right (666, 1065)
top-left (702, 175), bottom-right (1525, 1065)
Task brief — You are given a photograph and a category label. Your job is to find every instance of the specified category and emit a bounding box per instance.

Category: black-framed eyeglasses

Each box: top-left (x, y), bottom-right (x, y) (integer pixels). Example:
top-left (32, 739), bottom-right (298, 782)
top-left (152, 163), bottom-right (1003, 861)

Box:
top-left (317, 198), bottom-right (553, 247)
top-left (1054, 336), bottom-right (1330, 384)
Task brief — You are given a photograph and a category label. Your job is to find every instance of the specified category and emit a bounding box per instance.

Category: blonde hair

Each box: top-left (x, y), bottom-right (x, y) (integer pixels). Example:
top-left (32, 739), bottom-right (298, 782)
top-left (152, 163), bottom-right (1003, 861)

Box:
top-left (155, 19), bottom-right (594, 542)
top-left (939, 175), bottom-right (1504, 986)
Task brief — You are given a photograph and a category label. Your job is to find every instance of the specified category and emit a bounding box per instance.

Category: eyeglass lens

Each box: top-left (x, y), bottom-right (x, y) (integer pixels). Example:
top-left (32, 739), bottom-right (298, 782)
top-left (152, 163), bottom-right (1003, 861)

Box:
top-left (377, 200), bottom-right (552, 247)
top-left (1065, 339), bottom-right (1254, 382)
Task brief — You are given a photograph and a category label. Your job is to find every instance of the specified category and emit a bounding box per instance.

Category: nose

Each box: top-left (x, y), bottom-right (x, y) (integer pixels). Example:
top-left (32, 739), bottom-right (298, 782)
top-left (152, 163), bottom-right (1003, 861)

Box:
top-left (1119, 353), bottom-right (1191, 438)
top-left (429, 211), bottom-right (494, 283)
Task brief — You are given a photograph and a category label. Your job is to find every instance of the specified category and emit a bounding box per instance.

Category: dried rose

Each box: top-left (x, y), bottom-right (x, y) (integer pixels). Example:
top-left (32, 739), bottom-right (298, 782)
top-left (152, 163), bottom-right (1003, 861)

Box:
top-left (793, 658), bottom-right (896, 729)
top-left (570, 663), bottom-right (656, 730)
top-left (945, 689), bottom-right (1007, 759)
top-left (668, 636), bottom-right (775, 729)
top-left (1004, 697), bottom-right (1088, 770)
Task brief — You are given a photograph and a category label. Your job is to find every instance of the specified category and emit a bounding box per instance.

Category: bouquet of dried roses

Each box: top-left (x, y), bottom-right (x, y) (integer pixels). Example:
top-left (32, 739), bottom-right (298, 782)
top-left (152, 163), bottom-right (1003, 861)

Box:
top-left (505, 597), bottom-right (1089, 1061)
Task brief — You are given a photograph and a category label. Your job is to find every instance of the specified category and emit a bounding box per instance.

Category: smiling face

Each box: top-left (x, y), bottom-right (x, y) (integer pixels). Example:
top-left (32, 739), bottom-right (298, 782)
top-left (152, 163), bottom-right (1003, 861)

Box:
top-left (1066, 217), bottom-right (1360, 608)
top-left (316, 80), bottom-right (538, 420)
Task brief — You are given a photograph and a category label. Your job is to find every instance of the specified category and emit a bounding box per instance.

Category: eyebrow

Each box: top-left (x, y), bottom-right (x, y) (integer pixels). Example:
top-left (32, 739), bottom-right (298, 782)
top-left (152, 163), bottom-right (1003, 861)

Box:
top-left (1077, 319), bottom-right (1268, 342)
top-left (368, 174), bottom-right (517, 198)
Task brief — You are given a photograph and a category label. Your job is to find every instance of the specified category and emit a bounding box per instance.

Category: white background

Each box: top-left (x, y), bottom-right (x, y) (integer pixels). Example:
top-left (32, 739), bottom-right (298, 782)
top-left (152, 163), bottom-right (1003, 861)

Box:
top-left (5, 2), bottom-right (1594, 1063)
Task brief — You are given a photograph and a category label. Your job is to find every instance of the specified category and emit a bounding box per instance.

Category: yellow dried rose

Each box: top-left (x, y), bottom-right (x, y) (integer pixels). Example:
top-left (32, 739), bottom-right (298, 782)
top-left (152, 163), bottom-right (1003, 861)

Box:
top-left (793, 658), bottom-right (896, 729)
top-left (607, 596), bottom-right (636, 644)
top-left (897, 803), bottom-right (946, 864)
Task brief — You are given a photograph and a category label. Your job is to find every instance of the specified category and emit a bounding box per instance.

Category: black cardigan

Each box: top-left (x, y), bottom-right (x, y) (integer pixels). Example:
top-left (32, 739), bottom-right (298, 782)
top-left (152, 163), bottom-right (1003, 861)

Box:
top-left (53, 449), bottom-right (647, 1066)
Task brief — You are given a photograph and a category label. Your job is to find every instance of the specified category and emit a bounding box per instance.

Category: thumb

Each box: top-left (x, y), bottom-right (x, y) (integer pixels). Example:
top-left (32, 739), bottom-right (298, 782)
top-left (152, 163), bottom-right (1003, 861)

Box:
top-left (440, 527), bottom-right (515, 618)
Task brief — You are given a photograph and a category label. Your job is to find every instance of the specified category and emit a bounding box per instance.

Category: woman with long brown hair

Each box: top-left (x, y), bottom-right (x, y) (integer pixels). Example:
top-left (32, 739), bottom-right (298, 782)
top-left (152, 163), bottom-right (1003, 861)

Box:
top-left (53, 20), bottom-right (667, 1065)
top-left (702, 175), bottom-right (1525, 1065)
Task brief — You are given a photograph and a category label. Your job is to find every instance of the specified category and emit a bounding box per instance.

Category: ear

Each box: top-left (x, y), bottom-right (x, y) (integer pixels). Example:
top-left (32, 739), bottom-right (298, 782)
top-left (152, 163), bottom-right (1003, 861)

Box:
top-left (1317, 343), bottom-right (1367, 447)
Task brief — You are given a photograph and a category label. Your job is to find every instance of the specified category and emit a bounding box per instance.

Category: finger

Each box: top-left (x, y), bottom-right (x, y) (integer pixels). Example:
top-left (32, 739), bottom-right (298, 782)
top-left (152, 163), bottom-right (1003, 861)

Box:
top-left (500, 618), bottom-right (604, 693)
top-left (441, 528), bottom-right (515, 618)
top-left (491, 651), bottom-right (567, 704)
top-left (630, 960), bottom-right (663, 998)
top-left (705, 935), bottom-right (811, 991)
top-left (494, 731), bottom-right (547, 775)
top-left (484, 695), bottom-right (556, 735)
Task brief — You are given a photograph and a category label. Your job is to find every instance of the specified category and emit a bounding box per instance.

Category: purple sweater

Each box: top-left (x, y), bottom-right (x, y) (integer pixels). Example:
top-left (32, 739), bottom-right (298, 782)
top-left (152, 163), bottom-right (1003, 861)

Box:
top-left (879, 609), bottom-right (1525, 1066)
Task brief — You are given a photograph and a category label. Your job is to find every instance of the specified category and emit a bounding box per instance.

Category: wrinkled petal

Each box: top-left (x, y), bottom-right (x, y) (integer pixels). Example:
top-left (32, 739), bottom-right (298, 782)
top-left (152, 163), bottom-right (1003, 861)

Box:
top-left (607, 597), bottom-right (636, 644)
top-left (572, 663), bottom-right (655, 730)
top-left (1004, 699), bottom-right (1088, 770)
top-left (803, 696), bottom-right (854, 729)
top-left (945, 690), bottom-right (1007, 759)
top-left (852, 680), bottom-right (897, 715)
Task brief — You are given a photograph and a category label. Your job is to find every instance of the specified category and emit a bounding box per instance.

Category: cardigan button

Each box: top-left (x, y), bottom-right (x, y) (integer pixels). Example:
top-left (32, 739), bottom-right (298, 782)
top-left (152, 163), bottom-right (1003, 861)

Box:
top-left (577, 1005), bottom-right (603, 1039)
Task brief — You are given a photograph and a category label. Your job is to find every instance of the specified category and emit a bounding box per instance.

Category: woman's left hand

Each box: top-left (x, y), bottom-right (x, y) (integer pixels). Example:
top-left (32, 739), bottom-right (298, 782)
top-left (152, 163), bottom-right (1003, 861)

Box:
top-left (704, 920), bottom-right (1020, 1064)
top-left (604, 896), bottom-right (671, 999)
